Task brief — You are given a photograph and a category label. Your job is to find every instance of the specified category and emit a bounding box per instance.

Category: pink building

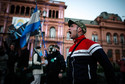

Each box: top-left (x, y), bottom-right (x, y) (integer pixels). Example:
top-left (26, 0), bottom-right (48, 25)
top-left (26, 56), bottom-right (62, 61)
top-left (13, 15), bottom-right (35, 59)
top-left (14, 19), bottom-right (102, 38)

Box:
top-left (0, 0), bottom-right (125, 62)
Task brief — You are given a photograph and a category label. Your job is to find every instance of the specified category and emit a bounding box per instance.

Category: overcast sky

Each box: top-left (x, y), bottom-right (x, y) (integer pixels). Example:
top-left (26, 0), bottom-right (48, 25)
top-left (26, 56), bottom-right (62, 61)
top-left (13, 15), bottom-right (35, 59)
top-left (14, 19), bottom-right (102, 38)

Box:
top-left (55, 0), bottom-right (125, 21)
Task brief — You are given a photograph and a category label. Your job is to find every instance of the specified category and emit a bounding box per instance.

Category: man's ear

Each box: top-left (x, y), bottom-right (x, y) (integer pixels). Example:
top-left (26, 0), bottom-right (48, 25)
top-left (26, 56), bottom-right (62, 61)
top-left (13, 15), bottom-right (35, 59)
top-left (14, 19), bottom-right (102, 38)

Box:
top-left (78, 27), bottom-right (82, 32)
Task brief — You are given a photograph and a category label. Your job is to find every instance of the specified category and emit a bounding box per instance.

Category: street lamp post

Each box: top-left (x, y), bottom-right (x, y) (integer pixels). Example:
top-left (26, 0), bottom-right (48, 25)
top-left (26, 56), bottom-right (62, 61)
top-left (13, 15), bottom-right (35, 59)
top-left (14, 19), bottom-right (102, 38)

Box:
top-left (41, 10), bottom-right (47, 56)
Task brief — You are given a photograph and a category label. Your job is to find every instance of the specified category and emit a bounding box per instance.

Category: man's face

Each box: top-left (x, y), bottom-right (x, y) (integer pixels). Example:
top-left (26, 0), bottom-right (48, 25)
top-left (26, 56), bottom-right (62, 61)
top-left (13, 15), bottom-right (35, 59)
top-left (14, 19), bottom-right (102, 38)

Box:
top-left (55, 47), bottom-right (59, 51)
top-left (36, 49), bottom-right (40, 52)
top-left (68, 24), bottom-right (78, 39)
top-left (10, 44), bottom-right (14, 50)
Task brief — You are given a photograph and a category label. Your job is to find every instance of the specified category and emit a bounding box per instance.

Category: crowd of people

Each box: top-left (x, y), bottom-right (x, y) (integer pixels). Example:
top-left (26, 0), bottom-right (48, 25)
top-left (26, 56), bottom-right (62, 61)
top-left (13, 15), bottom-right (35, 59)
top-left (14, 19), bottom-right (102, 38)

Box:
top-left (0, 36), bottom-right (66, 84)
top-left (0, 20), bottom-right (125, 84)
top-left (0, 38), bottom-right (31, 84)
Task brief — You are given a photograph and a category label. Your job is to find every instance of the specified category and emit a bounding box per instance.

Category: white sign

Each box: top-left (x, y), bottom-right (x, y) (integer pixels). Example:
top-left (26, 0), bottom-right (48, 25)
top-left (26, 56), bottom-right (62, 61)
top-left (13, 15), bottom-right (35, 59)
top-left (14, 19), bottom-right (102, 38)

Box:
top-left (12, 17), bottom-right (30, 29)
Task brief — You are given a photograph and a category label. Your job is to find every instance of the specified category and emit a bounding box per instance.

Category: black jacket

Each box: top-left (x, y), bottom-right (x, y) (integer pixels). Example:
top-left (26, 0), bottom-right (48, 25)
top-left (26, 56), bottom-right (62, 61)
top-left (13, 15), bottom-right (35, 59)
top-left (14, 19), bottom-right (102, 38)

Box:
top-left (67, 35), bottom-right (116, 84)
top-left (46, 51), bottom-right (66, 74)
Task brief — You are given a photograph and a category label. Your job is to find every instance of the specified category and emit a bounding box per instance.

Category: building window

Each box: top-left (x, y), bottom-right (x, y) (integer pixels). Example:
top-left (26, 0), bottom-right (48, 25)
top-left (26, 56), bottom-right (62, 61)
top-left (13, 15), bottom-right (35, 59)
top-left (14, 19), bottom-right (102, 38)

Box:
top-left (49, 27), bottom-right (56, 38)
top-left (115, 49), bottom-right (120, 60)
top-left (53, 10), bottom-right (55, 18)
top-left (10, 5), bottom-right (15, 14)
top-left (113, 33), bottom-right (118, 44)
top-left (49, 10), bottom-right (51, 18)
top-left (120, 34), bottom-right (125, 44)
top-left (16, 5), bottom-right (20, 14)
top-left (92, 34), bottom-right (98, 42)
top-left (107, 49), bottom-right (113, 61)
top-left (56, 11), bottom-right (58, 18)
top-left (107, 49), bottom-right (112, 58)
top-left (26, 7), bottom-right (30, 16)
top-left (21, 6), bottom-right (25, 15)
top-left (106, 33), bottom-right (111, 43)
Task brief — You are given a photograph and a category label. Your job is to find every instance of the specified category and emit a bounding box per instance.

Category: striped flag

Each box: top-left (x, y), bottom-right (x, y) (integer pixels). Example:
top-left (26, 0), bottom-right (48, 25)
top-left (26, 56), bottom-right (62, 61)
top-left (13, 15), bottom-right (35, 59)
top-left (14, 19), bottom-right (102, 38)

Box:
top-left (20, 5), bottom-right (40, 48)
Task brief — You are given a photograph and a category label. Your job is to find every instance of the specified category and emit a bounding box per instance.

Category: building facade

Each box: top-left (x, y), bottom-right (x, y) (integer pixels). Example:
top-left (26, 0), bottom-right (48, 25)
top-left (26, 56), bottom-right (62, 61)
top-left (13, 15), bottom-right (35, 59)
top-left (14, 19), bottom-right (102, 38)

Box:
top-left (0, 0), bottom-right (125, 62)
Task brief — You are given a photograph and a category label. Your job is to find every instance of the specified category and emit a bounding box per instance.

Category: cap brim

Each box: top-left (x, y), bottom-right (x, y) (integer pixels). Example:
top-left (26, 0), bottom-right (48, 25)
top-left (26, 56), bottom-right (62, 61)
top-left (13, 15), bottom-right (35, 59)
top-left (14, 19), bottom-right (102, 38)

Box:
top-left (68, 20), bottom-right (75, 27)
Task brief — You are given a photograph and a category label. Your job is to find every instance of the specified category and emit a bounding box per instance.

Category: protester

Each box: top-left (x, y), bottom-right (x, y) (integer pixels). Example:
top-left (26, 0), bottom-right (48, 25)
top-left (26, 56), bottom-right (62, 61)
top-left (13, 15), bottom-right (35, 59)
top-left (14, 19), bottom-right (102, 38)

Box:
top-left (17, 46), bottom-right (30, 84)
top-left (4, 42), bottom-right (19, 74)
top-left (31, 46), bottom-right (44, 84)
top-left (7, 43), bottom-right (18, 73)
top-left (117, 56), bottom-right (125, 84)
top-left (3, 39), bottom-right (19, 84)
top-left (66, 20), bottom-right (116, 84)
top-left (46, 45), bottom-right (66, 84)
top-left (0, 46), bottom-right (8, 84)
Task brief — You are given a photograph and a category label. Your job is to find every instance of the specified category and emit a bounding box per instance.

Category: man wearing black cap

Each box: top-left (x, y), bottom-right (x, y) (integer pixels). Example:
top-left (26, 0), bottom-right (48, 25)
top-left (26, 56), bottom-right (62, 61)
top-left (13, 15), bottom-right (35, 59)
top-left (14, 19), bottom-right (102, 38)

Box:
top-left (67, 20), bottom-right (116, 84)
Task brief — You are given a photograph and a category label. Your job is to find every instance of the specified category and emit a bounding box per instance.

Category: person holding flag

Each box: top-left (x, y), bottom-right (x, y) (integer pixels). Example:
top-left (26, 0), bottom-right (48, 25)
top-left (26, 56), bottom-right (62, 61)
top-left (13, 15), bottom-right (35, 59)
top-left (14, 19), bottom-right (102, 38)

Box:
top-left (31, 46), bottom-right (44, 84)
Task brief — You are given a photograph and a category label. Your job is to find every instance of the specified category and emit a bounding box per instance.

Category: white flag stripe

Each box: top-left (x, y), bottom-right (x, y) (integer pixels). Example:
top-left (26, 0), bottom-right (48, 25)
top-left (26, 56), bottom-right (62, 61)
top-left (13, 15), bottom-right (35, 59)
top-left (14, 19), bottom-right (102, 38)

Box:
top-left (27, 11), bottom-right (40, 26)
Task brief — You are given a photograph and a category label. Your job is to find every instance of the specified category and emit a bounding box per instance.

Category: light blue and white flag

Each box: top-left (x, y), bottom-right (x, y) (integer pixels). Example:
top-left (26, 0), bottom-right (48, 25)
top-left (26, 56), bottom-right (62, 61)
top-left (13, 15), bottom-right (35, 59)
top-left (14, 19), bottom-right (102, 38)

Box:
top-left (20, 5), bottom-right (40, 48)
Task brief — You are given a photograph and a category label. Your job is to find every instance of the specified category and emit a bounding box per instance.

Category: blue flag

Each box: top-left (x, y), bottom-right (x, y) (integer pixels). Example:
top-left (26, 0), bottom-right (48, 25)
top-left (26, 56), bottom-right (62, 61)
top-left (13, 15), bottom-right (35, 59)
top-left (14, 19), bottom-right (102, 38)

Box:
top-left (20, 5), bottom-right (41, 48)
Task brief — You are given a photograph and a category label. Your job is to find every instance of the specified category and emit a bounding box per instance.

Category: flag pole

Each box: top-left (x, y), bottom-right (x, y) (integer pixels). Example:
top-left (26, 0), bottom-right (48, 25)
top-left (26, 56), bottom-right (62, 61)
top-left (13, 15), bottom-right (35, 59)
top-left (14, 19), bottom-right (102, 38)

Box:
top-left (35, 0), bottom-right (47, 56)
top-left (40, 11), bottom-right (48, 57)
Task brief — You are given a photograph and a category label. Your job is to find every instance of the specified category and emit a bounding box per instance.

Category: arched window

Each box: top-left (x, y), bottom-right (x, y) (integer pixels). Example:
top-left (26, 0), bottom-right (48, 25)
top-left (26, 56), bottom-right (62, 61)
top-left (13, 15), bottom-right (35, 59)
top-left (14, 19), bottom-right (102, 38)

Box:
top-left (49, 10), bottom-right (51, 18)
top-left (106, 33), bottom-right (111, 43)
top-left (10, 5), bottom-right (15, 14)
top-left (56, 11), bottom-right (58, 18)
top-left (92, 34), bottom-right (98, 42)
top-left (66, 32), bottom-right (70, 40)
top-left (113, 33), bottom-right (118, 44)
top-left (49, 27), bottom-right (56, 38)
top-left (115, 49), bottom-right (120, 60)
top-left (53, 10), bottom-right (55, 18)
top-left (107, 49), bottom-right (113, 61)
top-left (26, 7), bottom-right (30, 16)
top-left (21, 6), bottom-right (25, 15)
top-left (120, 34), bottom-right (125, 44)
top-left (16, 5), bottom-right (20, 14)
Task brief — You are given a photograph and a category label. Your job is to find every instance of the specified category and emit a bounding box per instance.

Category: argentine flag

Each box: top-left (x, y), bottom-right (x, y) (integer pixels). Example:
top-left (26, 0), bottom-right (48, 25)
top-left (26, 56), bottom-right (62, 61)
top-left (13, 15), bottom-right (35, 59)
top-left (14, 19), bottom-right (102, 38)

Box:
top-left (20, 5), bottom-right (41, 48)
